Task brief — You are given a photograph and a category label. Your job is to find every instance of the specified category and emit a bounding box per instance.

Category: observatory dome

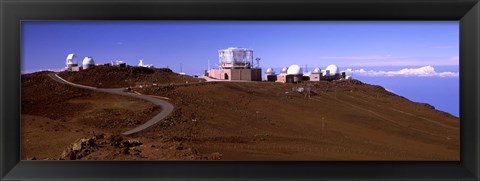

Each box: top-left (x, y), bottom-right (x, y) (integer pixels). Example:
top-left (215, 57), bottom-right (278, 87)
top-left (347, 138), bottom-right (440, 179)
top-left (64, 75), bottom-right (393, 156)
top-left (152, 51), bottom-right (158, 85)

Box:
top-left (286, 64), bottom-right (303, 75)
top-left (82, 57), bottom-right (95, 69)
top-left (312, 67), bottom-right (321, 74)
top-left (265, 68), bottom-right (274, 74)
top-left (324, 64), bottom-right (339, 76)
top-left (82, 57), bottom-right (95, 65)
top-left (66, 53), bottom-right (77, 65)
top-left (280, 67), bottom-right (288, 74)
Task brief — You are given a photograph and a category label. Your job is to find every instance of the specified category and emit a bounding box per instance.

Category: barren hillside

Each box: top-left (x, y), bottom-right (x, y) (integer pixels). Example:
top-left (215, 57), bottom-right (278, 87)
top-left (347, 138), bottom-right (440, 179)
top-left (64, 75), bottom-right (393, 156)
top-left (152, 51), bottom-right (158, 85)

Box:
top-left (58, 65), bottom-right (203, 88)
top-left (21, 68), bottom-right (459, 160)
top-left (134, 80), bottom-right (459, 160)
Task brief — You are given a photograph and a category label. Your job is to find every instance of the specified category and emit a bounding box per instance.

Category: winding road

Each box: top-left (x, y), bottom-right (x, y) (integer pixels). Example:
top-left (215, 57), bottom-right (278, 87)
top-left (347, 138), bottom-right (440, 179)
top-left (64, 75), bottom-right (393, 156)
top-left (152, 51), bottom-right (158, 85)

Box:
top-left (48, 73), bottom-right (174, 135)
top-left (198, 75), bottom-right (254, 82)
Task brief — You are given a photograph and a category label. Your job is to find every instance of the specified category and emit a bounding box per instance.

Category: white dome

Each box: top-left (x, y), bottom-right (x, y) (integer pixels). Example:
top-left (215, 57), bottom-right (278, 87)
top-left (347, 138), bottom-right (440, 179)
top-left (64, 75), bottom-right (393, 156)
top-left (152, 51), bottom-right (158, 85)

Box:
top-left (312, 67), bottom-right (321, 74)
top-left (286, 64), bottom-right (303, 75)
top-left (324, 64), bottom-right (339, 76)
top-left (66, 53), bottom-right (77, 65)
top-left (281, 67), bottom-right (288, 74)
top-left (265, 68), bottom-right (274, 74)
top-left (82, 57), bottom-right (95, 65)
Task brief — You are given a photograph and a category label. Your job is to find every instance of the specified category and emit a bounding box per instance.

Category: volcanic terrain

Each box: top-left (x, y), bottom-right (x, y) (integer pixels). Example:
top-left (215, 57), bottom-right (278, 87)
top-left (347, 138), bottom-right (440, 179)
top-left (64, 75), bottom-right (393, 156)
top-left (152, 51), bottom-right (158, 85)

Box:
top-left (21, 66), bottom-right (459, 160)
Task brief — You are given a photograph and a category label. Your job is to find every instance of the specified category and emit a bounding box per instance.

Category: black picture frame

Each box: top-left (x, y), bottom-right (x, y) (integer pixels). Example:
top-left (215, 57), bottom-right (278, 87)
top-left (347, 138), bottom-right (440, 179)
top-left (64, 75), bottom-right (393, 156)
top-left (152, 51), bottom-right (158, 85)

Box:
top-left (1, 0), bottom-right (479, 180)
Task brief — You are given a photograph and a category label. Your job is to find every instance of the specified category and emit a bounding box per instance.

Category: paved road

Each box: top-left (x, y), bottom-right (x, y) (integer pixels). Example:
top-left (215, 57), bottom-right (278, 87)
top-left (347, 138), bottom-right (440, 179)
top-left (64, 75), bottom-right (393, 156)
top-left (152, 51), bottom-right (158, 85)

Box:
top-left (198, 75), bottom-right (255, 82)
top-left (48, 73), bottom-right (174, 135)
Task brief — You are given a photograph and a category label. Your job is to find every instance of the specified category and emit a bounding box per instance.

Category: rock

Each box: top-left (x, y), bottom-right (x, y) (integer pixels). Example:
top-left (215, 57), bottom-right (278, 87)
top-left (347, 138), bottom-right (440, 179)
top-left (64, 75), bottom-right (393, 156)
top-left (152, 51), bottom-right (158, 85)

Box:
top-left (108, 135), bottom-right (142, 148)
top-left (61, 149), bottom-right (76, 160)
top-left (72, 141), bottom-right (83, 151)
top-left (60, 136), bottom-right (100, 160)
top-left (127, 140), bottom-right (143, 147)
top-left (109, 135), bottom-right (124, 147)
top-left (121, 140), bottom-right (132, 148)
top-left (210, 152), bottom-right (223, 160)
top-left (122, 147), bottom-right (130, 154)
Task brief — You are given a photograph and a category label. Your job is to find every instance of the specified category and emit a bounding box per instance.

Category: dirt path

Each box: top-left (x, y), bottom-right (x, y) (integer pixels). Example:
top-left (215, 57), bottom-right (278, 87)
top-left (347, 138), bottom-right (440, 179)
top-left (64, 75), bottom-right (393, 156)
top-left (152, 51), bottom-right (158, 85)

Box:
top-left (48, 73), bottom-right (174, 135)
top-left (199, 75), bottom-right (254, 82)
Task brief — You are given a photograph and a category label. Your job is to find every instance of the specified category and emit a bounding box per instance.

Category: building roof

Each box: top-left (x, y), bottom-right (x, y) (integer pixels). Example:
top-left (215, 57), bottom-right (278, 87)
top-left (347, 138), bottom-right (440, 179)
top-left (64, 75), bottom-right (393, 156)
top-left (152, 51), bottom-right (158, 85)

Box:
top-left (287, 64), bottom-right (303, 75)
top-left (265, 68), bottom-right (274, 74)
top-left (66, 53), bottom-right (77, 65)
top-left (82, 57), bottom-right (95, 65)
top-left (218, 47), bottom-right (253, 52)
top-left (324, 64), bottom-right (339, 76)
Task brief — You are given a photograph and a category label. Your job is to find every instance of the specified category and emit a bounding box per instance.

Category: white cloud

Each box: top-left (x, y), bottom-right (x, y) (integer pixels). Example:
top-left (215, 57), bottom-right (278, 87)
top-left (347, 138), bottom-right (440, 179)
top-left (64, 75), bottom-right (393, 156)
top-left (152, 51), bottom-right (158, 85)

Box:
top-left (319, 55), bottom-right (398, 61)
top-left (385, 88), bottom-right (395, 93)
top-left (319, 55), bottom-right (459, 66)
top-left (344, 66), bottom-right (459, 78)
top-left (22, 68), bottom-right (65, 74)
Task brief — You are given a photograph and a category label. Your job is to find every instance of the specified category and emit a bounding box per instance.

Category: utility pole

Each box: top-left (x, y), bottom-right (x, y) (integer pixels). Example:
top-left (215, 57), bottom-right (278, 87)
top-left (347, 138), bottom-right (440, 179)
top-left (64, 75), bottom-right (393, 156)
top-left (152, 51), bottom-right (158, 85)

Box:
top-left (255, 57), bottom-right (261, 68)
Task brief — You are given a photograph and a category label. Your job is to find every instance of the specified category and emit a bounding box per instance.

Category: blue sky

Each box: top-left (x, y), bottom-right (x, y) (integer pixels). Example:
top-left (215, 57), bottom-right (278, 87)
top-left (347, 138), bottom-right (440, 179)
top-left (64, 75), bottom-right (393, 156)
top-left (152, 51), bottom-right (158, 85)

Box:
top-left (22, 21), bottom-right (458, 75)
top-left (21, 21), bottom-right (460, 116)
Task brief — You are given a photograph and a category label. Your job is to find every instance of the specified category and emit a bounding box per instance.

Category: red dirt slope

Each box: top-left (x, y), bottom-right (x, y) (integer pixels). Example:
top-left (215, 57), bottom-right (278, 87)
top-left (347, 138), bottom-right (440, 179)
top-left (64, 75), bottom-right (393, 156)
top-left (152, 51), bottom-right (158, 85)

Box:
top-left (22, 68), bottom-right (459, 160)
top-left (58, 65), bottom-right (203, 88)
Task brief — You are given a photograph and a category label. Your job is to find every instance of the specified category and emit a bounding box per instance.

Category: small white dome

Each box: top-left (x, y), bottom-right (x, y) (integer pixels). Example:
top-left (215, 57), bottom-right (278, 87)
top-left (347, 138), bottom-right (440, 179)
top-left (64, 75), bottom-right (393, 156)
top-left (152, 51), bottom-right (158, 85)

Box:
top-left (66, 53), bottom-right (77, 65)
top-left (265, 68), bottom-right (274, 74)
top-left (324, 64), bottom-right (339, 76)
top-left (82, 57), bottom-right (95, 65)
top-left (312, 67), bottom-right (321, 74)
top-left (281, 67), bottom-right (288, 74)
top-left (287, 64), bottom-right (303, 75)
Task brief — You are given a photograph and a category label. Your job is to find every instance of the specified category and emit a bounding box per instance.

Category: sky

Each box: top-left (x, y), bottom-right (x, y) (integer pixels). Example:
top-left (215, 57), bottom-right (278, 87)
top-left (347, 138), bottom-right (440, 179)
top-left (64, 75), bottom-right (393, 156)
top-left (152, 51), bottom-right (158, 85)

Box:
top-left (22, 21), bottom-right (458, 74)
top-left (21, 21), bottom-right (459, 116)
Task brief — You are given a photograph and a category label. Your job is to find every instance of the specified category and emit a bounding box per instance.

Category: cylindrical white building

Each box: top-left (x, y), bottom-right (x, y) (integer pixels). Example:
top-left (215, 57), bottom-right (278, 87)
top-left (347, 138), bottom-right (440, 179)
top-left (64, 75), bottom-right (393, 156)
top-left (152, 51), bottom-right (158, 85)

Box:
top-left (218, 47), bottom-right (253, 69)
top-left (324, 64), bottom-right (339, 76)
top-left (82, 57), bottom-right (95, 69)
top-left (65, 53), bottom-right (78, 69)
top-left (265, 68), bottom-right (275, 74)
top-left (286, 64), bottom-right (303, 83)
top-left (287, 64), bottom-right (303, 75)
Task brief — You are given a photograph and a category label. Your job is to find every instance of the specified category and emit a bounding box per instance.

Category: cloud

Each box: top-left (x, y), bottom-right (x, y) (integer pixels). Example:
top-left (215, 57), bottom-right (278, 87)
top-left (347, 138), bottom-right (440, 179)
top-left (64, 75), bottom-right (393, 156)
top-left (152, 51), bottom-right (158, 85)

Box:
top-left (22, 68), bottom-right (65, 74)
top-left (344, 66), bottom-right (459, 77)
top-left (319, 55), bottom-right (459, 66)
top-left (319, 55), bottom-right (398, 61)
top-left (385, 88), bottom-right (395, 93)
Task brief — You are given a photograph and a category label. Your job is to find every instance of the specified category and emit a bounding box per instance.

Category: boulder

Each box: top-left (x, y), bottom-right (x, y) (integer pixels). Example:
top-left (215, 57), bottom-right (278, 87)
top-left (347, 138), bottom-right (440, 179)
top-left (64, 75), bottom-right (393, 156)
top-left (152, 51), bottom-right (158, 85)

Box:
top-left (60, 136), bottom-right (100, 160)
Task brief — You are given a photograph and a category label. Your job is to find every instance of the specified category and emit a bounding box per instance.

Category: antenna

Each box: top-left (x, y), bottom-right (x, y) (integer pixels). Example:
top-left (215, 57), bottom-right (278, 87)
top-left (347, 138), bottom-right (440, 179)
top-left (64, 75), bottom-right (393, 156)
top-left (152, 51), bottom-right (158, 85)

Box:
top-left (208, 59), bottom-right (210, 70)
top-left (255, 57), bottom-right (261, 68)
top-left (180, 63), bottom-right (183, 73)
